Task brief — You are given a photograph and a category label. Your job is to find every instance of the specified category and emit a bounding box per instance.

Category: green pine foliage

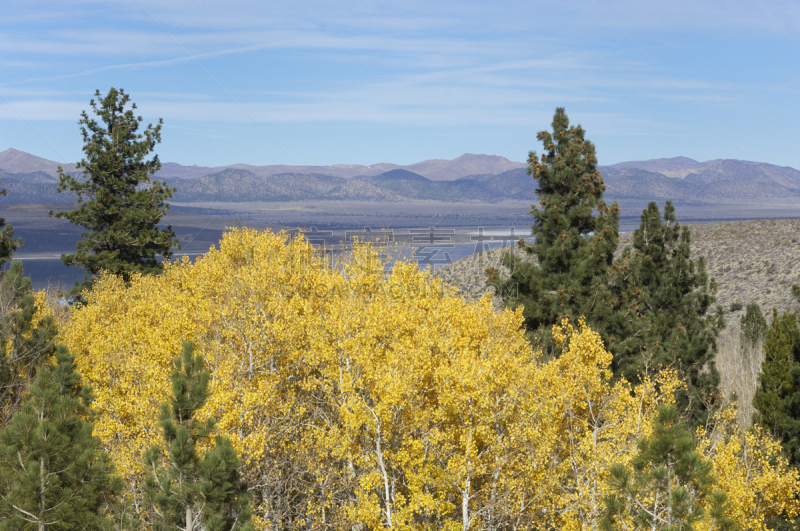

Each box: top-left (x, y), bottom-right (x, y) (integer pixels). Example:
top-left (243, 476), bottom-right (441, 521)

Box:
top-left (491, 109), bottom-right (723, 427)
top-left (494, 107), bottom-right (620, 346)
top-left (144, 341), bottom-right (254, 531)
top-left (52, 88), bottom-right (178, 284)
top-left (0, 181), bottom-right (22, 267)
top-left (0, 346), bottom-right (121, 530)
top-left (741, 303), bottom-right (768, 348)
top-left (752, 309), bottom-right (800, 465)
top-left (0, 261), bottom-right (59, 426)
top-left (601, 404), bottom-right (734, 531)
top-left (607, 202), bottom-right (724, 426)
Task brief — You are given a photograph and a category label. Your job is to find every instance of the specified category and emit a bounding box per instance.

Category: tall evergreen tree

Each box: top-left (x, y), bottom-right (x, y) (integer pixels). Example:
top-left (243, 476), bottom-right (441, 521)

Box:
top-left (606, 202), bottom-right (724, 426)
top-left (491, 111), bottom-right (722, 425)
top-left (494, 107), bottom-right (620, 345)
top-left (144, 341), bottom-right (254, 531)
top-left (52, 88), bottom-right (178, 284)
top-left (601, 405), bottom-right (734, 531)
top-left (752, 309), bottom-right (800, 465)
top-left (0, 261), bottom-right (59, 426)
top-left (0, 346), bottom-right (121, 530)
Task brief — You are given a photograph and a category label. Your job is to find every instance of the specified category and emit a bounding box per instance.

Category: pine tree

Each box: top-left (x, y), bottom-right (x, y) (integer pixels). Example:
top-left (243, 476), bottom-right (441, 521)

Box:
top-left (752, 309), bottom-right (800, 465)
top-left (494, 107), bottom-right (620, 345)
top-left (0, 261), bottom-right (59, 426)
top-left (52, 88), bottom-right (178, 285)
top-left (144, 341), bottom-right (254, 531)
top-left (0, 180), bottom-right (22, 267)
top-left (606, 202), bottom-right (724, 426)
top-left (601, 405), bottom-right (734, 531)
top-left (0, 346), bottom-right (121, 530)
top-left (741, 302), bottom-right (767, 348)
top-left (490, 112), bottom-right (721, 424)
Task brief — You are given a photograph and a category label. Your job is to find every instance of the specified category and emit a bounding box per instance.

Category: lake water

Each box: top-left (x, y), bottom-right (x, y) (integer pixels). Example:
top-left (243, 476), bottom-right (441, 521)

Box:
top-left (13, 224), bottom-right (640, 291)
top-left (9, 258), bottom-right (87, 290)
top-left (14, 240), bottom-right (513, 291)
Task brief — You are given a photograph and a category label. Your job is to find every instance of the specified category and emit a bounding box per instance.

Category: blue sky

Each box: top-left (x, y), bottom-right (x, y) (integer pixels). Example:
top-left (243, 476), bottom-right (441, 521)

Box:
top-left (2, 0), bottom-right (799, 168)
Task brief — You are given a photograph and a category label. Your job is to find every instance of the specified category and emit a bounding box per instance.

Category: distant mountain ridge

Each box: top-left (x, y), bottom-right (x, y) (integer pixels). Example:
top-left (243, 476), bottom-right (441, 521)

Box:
top-left (606, 156), bottom-right (705, 173)
top-left (0, 149), bottom-right (78, 176)
top-left (0, 148), bottom-right (524, 182)
top-left (2, 149), bottom-right (800, 204)
top-left (600, 157), bottom-right (800, 200)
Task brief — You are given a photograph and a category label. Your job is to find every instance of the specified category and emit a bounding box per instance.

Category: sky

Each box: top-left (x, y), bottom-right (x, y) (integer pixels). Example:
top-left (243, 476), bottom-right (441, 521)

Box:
top-left (2, 0), bottom-right (799, 168)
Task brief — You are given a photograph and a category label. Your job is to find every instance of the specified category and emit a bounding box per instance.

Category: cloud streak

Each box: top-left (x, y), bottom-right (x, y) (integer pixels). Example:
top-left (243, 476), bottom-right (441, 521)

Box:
top-left (2, 0), bottom-right (798, 168)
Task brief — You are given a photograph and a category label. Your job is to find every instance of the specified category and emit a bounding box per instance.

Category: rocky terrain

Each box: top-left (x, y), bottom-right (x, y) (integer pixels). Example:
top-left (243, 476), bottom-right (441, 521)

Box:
top-left (432, 218), bottom-right (800, 317)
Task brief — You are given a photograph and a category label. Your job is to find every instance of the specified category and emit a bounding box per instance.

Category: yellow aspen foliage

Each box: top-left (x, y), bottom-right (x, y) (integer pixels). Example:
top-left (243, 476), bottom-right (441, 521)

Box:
top-left (508, 319), bottom-right (680, 531)
top-left (697, 406), bottom-right (800, 530)
top-left (35, 287), bottom-right (71, 330)
top-left (32, 291), bottom-right (49, 325)
top-left (59, 228), bottom-right (799, 529)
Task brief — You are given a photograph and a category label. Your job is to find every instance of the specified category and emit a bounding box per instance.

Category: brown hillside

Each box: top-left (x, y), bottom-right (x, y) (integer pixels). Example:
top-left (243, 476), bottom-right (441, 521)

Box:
top-left (431, 218), bottom-right (800, 426)
top-left (432, 218), bottom-right (800, 317)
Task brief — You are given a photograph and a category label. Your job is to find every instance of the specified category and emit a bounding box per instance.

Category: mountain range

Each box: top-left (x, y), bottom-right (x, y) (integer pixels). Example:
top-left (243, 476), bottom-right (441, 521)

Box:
top-left (0, 149), bottom-right (524, 181)
top-left (2, 148), bottom-right (800, 204)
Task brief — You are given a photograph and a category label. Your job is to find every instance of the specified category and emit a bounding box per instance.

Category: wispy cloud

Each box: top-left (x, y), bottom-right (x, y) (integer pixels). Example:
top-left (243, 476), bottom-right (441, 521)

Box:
top-left (2, 0), bottom-right (798, 167)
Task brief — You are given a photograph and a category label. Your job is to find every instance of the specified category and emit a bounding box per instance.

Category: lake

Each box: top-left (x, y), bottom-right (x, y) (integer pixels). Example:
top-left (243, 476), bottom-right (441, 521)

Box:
top-left (14, 241), bottom-right (512, 291)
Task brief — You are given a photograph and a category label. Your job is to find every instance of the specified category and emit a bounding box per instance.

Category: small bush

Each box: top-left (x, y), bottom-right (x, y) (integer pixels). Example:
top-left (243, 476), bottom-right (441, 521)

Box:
top-left (741, 303), bottom-right (767, 347)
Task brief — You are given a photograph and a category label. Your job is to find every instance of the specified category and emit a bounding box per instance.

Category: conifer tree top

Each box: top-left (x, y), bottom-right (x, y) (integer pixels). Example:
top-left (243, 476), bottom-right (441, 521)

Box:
top-left (73, 87), bottom-right (163, 183)
top-left (525, 107), bottom-right (615, 277)
top-left (491, 107), bottom-right (620, 339)
top-left (52, 88), bottom-right (178, 283)
top-left (528, 107), bottom-right (606, 237)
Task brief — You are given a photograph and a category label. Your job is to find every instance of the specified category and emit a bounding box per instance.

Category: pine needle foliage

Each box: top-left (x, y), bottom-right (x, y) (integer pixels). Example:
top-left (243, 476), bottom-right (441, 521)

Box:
top-left (0, 261), bottom-right (59, 426)
top-left (491, 110), bottom-right (722, 426)
top-left (144, 341), bottom-right (254, 531)
top-left (607, 202), bottom-right (724, 426)
top-left (752, 309), bottom-right (800, 466)
top-left (52, 88), bottom-right (178, 284)
top-left (0, 346), bottom-right (121, 531)
top-left (494, 107), bottom-right (620, 346)
top-left (0, 180), bottom-right (22, 266)
top-left (741, 303), bottom-right (768, 348)
top-left (601, 405), bottom-right (735, 531)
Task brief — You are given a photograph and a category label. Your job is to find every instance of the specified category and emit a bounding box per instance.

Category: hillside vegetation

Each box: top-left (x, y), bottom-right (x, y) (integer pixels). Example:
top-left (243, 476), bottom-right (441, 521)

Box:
top-left (433, 217), bottom-right (800, 427)
top-left (434, 218), bottom-right (800, 317)
top-left (28, 229), bottom-right (796, 530)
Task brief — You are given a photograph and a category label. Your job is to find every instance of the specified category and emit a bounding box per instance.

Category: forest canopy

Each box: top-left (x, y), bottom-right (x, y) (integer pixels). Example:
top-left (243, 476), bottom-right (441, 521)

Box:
top-left (52, 228), bottom-right (798, 530)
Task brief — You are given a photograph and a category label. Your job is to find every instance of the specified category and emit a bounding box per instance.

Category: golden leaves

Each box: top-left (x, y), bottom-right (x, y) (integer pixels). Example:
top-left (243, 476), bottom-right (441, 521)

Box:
top-left (59, 229), bottom-right (799, 529)
top-left (697, 406), bottom-right (800, 530)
